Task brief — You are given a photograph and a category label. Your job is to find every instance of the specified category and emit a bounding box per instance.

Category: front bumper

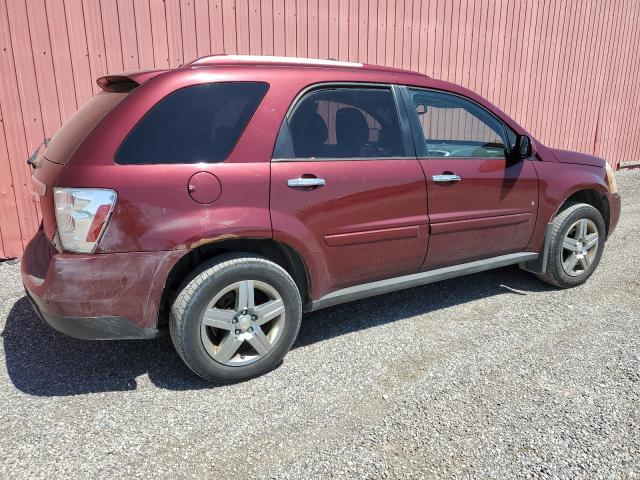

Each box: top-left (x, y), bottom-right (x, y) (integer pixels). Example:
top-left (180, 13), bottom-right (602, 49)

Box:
top-left (22, 229), bottom-right (184, 340)
top-left (608, 192), bottom-right (621, 237)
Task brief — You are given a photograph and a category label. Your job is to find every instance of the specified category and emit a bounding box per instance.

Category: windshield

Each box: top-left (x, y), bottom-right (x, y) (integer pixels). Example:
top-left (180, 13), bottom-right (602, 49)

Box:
top-left (44, 90), bottom-right (129, 164)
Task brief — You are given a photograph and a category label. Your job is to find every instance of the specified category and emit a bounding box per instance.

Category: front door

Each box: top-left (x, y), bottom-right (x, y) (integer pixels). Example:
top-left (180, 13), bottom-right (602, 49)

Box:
top-left (402, 87), bottom-right (539, 270)
top-left (270, 85), bottom-right (429, 298)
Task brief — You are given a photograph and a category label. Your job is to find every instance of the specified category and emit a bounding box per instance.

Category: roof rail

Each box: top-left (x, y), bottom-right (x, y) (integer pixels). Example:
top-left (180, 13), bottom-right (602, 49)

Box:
top-left (187, 54), bottom-right (364, 69)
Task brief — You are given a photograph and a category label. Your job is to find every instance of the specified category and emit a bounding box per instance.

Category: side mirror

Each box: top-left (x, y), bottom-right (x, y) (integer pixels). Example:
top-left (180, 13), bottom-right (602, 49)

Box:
top-left (514, 135), bottom-right (533, 159)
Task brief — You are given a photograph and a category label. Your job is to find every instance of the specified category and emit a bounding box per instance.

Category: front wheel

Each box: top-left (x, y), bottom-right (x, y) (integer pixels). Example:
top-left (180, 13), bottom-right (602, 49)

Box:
top-left (170, 254), bottom-right (302, 383)
top-left (536, 203), bottom-right (606, 288)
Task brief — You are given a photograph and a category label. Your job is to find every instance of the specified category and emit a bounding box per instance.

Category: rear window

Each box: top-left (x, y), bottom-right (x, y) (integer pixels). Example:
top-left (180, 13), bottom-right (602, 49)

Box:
top-left (45, 91), bottom-right (129, 164)
top-left (116, 82), bottom-right (269, 165)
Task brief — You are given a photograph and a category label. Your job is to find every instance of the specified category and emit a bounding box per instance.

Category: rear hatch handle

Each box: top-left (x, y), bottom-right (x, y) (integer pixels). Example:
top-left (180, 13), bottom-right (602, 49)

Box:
top-left (27, 138), bottom-right (50, 169)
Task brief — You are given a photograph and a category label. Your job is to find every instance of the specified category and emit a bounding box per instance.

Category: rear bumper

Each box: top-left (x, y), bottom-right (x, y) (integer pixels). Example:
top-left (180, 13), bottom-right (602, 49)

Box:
top-left (21, 229), bottom-right (184, 340)
top-left (25, 290), bottom-right (156, 340)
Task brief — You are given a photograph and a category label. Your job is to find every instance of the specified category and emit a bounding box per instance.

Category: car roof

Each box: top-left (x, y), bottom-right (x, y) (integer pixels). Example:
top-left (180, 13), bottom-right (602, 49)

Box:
top-left (185, 54), bottom-right (430, 79)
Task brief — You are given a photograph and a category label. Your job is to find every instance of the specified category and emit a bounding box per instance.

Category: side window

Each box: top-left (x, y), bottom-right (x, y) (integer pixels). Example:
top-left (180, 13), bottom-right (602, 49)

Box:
top-left (407, 88), bottom-right (509, 159)
top-left (116, 82), bottom-right (268, 164)
top-left (278, 87), bottom-right (404, 159)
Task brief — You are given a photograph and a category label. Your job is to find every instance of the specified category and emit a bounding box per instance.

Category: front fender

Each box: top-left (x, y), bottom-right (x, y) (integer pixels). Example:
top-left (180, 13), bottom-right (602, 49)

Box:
top-left (529, 161), bottom-right (609, 251)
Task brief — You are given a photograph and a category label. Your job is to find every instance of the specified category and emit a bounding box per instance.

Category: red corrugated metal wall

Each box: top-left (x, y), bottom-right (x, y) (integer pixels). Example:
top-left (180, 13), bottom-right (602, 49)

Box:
top-left (0, 0), bottom-right (638, 258)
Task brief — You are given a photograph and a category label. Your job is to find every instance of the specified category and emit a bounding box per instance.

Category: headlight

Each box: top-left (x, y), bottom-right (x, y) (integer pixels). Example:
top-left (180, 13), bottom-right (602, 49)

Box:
top-left (605, 163), bottom-right (618, 194)
top-left (53, 188), bottom-right (117, 253)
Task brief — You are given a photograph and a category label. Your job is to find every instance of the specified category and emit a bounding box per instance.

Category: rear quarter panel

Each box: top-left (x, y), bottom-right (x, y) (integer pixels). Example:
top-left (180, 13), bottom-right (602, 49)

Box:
top-left (58, 68), bottom-right (283, 253)
top-left (58, 162), bottom-right (273, 252)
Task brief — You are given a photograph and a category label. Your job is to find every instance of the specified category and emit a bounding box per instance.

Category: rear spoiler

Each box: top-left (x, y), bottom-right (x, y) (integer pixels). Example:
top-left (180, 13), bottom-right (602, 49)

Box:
top-left (96, 69), bottom-right (167, 92)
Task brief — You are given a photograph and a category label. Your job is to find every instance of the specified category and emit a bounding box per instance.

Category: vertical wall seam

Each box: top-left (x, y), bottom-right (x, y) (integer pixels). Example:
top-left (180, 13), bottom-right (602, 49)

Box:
top-left (131, 0), bottom-right (141, 68)
top-left (0, 96), bottom-right (20, 256)
top-left (42, 0), bottom-right (63, 126)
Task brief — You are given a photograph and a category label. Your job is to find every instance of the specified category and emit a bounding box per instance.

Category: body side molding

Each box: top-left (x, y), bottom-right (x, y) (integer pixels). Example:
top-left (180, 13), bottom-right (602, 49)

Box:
top-left (311, 252), bottom-right (538, 310)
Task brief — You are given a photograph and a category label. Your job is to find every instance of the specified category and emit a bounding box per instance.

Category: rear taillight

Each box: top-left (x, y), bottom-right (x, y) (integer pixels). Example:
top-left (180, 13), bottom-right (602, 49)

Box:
top-left (53, 188), bottom-right (117, 253)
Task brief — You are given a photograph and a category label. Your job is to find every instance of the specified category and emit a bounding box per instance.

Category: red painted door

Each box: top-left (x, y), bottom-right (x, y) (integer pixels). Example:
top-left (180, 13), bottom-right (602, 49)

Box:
top-left (269, 86), bottom-right (429, 298)
top-left (400, 86), bottom-right (539, 270)
top-left (420, 158), bottom-right (538, 270)
top-left (271, 160), bottom-right (429, 297)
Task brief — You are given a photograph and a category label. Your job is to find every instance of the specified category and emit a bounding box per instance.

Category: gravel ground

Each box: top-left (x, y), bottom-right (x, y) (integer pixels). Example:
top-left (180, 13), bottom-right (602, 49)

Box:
top-left (1, 170), bottom-right (638, 479)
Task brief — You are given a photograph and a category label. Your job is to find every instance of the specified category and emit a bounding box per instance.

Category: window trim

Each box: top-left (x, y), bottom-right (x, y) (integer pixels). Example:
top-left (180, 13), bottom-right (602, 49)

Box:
top-left (398, 85), bottom-right (515, 160)
top-left (271, 82), bottom-right (415, 161)
top-left (114, 81), bottom-right (269, 165)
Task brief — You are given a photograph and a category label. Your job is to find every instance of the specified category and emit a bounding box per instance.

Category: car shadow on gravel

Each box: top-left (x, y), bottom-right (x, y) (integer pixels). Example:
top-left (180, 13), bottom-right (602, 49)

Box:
top-left (2, 297), bottom-right (212, 395)
top-left (294, 265), bottom-right (554, 348)
top-left (2, 265), bottom-right (553, 396)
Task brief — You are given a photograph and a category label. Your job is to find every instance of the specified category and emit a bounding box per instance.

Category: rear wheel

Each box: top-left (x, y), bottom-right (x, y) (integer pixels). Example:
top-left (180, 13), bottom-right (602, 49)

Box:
top-left (536, 203), bottom-right (606, 288)
top-left (170, 254), bottom-right (302, 383)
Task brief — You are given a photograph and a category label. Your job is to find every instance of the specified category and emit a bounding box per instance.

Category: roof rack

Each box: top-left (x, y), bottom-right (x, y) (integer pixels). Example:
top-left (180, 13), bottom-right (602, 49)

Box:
top-left (187, 54), bottom-right (364, 69)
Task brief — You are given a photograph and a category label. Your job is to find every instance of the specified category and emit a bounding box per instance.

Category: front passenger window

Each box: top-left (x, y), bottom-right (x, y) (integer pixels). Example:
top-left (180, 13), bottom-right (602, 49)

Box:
top-left (277, 87), bottom-right (404, 159)
top-left (408, 88), bottom-right (509, 158)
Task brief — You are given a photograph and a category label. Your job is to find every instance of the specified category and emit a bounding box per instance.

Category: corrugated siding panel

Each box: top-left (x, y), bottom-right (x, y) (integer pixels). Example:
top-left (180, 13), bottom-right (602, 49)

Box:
top-left (0, 0), bottom-right (42, 258)
top-left (133, 0), bottom-right (155, 69)
top-left (0, 0), bottom-right (637, 258)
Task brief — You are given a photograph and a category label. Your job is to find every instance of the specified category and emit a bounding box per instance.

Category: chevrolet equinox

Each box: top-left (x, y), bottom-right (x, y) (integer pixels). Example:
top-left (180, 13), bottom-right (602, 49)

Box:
top-left (23, 55), bottom-right (621, 382)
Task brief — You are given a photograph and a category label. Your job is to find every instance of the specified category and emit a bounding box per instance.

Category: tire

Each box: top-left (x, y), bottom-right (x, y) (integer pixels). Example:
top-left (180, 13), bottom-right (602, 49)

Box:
top-left (170, 254), bottom-right (302, 383)
top-left (536, 203), bottom-right (606, 288)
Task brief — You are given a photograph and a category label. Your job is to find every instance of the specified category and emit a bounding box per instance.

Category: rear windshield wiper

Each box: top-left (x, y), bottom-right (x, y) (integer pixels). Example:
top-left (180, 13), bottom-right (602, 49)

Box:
top-left (27, 138), bottom-right (50, 168)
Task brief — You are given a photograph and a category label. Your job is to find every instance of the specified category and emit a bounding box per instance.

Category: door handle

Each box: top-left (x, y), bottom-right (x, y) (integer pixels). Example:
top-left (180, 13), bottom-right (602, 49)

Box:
top-left (287, 177), bottom-right (326, 188)
top-left (432, 174), bottom-right (461, 183)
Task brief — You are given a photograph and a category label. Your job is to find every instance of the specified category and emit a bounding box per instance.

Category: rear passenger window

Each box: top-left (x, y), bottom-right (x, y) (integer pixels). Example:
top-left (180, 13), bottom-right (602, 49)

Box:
top-left (277, 87), bottom-right (404, 159)
top-left (116, 82), bottom-right (268, 164)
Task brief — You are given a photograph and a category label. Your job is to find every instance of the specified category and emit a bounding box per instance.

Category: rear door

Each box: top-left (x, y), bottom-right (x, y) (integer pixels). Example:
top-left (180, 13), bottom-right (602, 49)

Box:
top-left (270, 85), bottom-right (429, 298)
top-left (401, 87), bottom-right (538, 270)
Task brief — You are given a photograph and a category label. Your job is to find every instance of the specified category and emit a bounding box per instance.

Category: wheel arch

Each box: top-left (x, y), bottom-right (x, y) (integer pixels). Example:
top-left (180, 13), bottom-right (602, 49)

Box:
top-left (555, 188), bottom-right (611, 237)
top-left (159, 238), bottom-right (312, 325)
top-left (523, 186), bottom-right (611, 275)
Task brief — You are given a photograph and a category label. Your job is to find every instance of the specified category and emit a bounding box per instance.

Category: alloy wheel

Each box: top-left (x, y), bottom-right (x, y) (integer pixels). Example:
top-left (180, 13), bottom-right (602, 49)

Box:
top-left (200, 280), bottom-right (286, 366)
top-left (561, 218), bottom-right (599, 277)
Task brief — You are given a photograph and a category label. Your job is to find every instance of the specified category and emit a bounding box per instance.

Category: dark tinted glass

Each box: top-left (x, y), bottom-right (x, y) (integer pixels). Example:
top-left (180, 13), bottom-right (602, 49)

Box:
top-left (116, 82), bottom-right (268, 164)
top-left (282, 87), bottom-right (404, 159)
top-left (408, 88), bottom-right (508, 158)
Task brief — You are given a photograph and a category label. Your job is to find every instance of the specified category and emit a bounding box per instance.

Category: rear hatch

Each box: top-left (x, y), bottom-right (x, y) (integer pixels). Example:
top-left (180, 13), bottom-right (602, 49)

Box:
top-left (31, 70), bottom-right (166, 244)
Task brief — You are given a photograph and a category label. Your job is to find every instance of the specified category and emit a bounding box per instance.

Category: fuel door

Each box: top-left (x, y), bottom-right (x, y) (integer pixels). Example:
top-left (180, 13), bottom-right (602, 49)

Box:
top-left (187, 171), bottom-right (222, 204)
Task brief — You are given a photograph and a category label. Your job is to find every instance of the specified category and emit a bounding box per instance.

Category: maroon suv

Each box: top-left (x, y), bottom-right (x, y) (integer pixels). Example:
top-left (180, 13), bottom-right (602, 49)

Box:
top-left (23, 55), bottom-right (621, 382)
